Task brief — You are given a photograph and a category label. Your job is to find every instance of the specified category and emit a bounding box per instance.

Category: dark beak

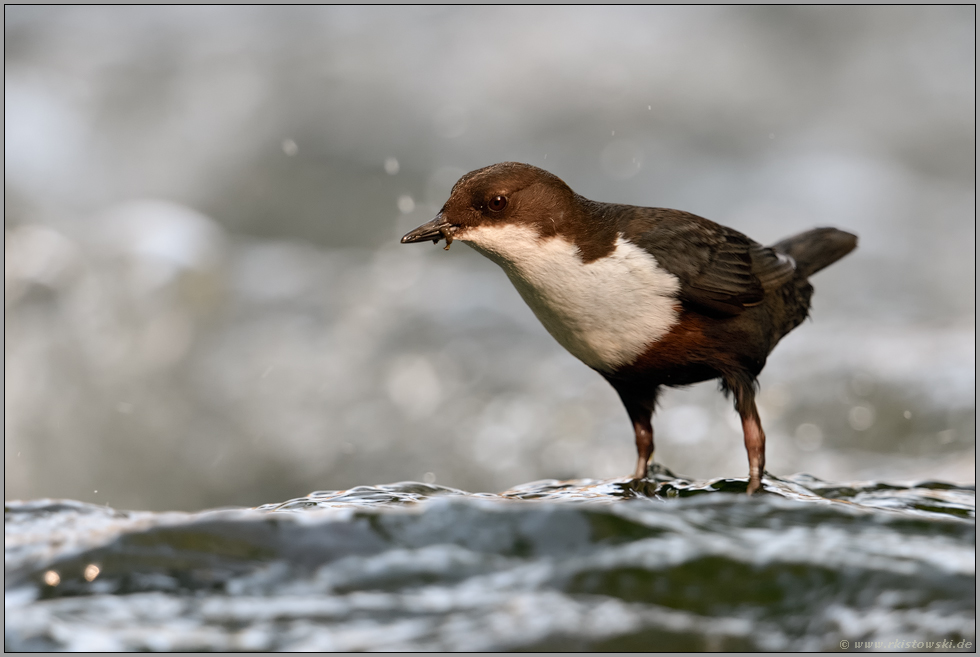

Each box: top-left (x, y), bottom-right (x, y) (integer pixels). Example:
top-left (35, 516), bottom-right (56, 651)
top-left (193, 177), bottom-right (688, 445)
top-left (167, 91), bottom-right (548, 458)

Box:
top-left (400, 214), bottom-right (457, 249)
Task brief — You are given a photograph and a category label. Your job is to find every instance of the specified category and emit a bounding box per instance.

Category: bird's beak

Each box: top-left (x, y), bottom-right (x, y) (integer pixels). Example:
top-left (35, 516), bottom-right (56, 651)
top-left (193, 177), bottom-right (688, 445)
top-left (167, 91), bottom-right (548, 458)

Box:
top-left (400, 214), bottom-right (457, 250)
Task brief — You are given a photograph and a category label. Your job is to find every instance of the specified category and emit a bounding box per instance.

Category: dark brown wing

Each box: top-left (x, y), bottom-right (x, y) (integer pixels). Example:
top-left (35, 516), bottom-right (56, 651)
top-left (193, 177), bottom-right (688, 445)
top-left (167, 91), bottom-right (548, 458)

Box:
top-left (621, 208), bottom-right (796, 317)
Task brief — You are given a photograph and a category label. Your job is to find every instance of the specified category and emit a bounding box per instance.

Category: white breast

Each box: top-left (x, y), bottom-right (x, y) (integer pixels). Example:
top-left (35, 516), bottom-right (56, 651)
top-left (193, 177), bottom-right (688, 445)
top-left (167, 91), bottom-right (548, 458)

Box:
top-left (461, 224), bottom-right (681, 372)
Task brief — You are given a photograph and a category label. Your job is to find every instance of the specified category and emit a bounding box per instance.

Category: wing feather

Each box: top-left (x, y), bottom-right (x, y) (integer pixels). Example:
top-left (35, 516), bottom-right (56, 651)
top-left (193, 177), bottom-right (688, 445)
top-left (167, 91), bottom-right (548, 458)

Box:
top-left (620, 208), bottom-right (797, 317)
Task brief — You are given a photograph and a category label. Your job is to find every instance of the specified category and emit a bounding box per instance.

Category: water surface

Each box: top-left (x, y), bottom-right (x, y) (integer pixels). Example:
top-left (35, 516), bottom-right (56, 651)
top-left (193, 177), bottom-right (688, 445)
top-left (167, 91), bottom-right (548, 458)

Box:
top-left (5, 473), bottom-right (974, 651)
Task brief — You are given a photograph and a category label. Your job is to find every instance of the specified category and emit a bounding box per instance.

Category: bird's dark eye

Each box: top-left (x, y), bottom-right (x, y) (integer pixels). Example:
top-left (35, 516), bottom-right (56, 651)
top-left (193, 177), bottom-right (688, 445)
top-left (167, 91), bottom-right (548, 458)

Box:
top-left (488, 195), bottom-right (507, 212)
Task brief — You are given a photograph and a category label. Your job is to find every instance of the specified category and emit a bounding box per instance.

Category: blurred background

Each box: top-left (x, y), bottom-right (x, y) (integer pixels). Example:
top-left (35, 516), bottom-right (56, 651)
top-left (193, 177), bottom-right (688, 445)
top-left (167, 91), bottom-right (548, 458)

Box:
top-left (5, 6), bottom-right (975, 511)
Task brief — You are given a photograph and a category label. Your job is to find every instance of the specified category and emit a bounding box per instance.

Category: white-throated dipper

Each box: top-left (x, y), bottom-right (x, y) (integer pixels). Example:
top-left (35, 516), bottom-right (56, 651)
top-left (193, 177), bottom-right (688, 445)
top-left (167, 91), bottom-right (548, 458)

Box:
top-left (401, 162), bottom-right (857, 493)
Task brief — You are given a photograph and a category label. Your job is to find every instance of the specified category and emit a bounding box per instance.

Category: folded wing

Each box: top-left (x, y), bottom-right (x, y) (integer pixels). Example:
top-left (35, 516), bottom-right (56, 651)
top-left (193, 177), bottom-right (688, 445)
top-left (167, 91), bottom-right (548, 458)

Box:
top-left (625, 209), bottom-right (797, 317)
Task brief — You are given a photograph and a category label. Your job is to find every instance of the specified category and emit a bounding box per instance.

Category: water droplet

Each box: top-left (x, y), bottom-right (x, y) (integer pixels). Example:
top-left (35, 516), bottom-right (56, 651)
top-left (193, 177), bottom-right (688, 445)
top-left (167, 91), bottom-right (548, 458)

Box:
top-left (423, 472), bottom-right (436, 484)
top-left (384, 157), bottom-right (400, 175)
top-left (281, 139), bottom-right (298, 156)
top-left (768, 133), bottom-right (775, 140)
top-left (43, 570), bottom-right (60, 586)
top-left (84, 564), bottom-right (100, 581)
top-left (397, 195), bottom-right (415, 214)
top-left (848, 405), bottom-right (876, 431)
top-left (647, 105), bottom-right (652, 110)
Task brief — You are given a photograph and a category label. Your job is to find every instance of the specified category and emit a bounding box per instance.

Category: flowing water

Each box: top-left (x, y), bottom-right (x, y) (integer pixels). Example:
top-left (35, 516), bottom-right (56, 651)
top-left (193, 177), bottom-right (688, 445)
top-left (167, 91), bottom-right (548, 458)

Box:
top-left (5, 473), bottom-right (975, 652)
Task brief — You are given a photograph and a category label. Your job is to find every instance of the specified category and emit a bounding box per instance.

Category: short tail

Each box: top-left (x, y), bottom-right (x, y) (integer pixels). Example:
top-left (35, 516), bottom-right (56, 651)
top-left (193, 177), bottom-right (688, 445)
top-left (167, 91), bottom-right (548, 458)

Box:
top-left (772, 227), bottom-right (857, 278)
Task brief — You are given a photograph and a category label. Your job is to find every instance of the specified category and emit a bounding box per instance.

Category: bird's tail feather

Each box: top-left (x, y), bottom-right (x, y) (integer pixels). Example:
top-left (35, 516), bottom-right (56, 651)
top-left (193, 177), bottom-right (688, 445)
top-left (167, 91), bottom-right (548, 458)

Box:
top-left (771, 228), bottom-right (857, 278)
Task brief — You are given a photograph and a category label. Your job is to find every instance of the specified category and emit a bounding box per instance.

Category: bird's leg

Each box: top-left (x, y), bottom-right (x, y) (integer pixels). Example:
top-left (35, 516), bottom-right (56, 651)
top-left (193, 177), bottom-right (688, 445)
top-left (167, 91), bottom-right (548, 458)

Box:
top-left (630, 412), bottom-right (655, 480)
top-left (740, 402), bottom-right (766, 495)
top-left (724, 374), bottom-right (766, 494)
top-left (612, 384), bottom-right (659, 480)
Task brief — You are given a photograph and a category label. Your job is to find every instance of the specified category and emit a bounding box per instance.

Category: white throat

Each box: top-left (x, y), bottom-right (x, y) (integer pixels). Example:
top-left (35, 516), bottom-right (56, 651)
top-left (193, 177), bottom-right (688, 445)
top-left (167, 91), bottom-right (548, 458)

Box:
top-left (460, 224), bottom-right (681, 372)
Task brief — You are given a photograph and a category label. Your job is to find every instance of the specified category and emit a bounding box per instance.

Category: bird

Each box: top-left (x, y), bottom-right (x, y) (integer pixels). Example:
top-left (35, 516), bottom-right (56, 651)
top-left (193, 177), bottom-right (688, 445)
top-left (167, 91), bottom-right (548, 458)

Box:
top-left (401, 162), bottom-right (857, 494)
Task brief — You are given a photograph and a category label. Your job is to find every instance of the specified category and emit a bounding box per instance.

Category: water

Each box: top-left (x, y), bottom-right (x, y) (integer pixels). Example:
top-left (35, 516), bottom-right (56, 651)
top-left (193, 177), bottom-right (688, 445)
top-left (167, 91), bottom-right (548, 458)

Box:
top-left (5, 473), bottom-right (975, 651)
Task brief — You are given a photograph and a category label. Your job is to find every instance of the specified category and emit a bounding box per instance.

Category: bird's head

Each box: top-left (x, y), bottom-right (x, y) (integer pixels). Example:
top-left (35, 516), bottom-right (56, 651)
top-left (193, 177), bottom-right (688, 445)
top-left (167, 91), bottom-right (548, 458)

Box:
top-left (400, 162), bottom-right (579, 256)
